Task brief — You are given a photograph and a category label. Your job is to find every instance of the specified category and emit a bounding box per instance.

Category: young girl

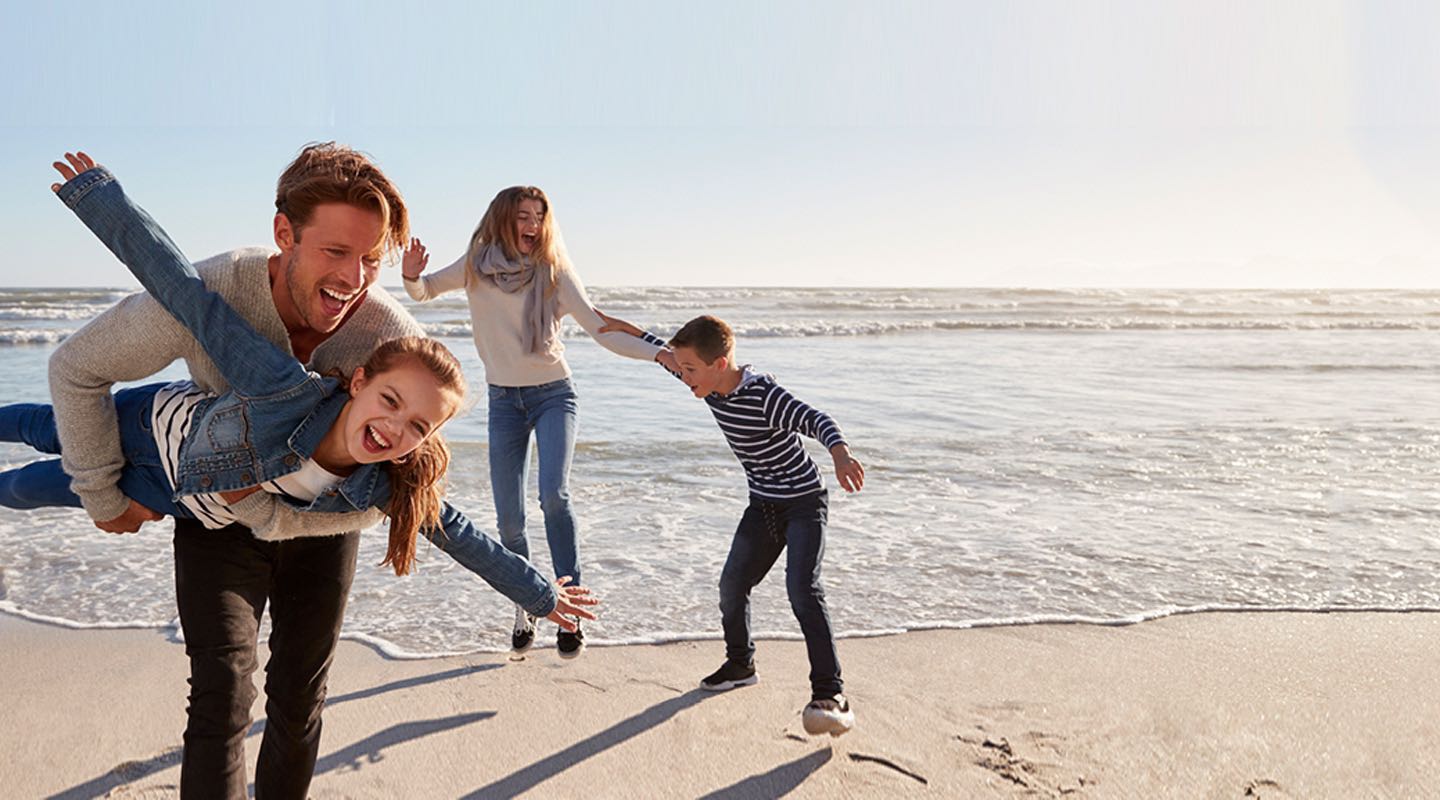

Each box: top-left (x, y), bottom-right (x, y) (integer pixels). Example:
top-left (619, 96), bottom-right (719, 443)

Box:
top-left (0, 152), bottom-right (597, 633)
top-left (403, 187), bottom-right (662, 656)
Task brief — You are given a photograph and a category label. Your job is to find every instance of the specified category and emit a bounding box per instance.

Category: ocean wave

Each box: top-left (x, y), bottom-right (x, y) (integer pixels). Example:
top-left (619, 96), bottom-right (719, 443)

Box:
top-left (0, 305), bottom-right (114, 321)
top-left (1199, 363), bottom-right (1438, 373)
top-left (0, 601), bottom-right (174, 631)
top-left (409, 316), bottom-right (1440, 341)
top-left (0, 290), bottom-right (130, 304)
top-left (0, 329), bottom-right (74, 345)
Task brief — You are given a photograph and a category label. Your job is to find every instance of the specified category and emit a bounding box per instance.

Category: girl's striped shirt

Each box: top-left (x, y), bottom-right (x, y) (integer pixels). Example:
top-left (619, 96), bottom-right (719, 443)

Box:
top-left (150, 381), bottom-right (343, 528)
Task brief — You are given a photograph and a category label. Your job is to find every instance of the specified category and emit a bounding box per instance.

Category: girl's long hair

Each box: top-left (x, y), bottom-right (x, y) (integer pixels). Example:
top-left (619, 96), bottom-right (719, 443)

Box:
top-left (348, 337), bottom-right (467, 576)
top-left (466, 185), bottom-right (568, 298)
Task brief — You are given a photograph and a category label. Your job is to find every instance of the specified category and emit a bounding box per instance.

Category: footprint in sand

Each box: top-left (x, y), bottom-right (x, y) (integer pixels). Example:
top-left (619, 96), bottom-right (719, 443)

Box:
top-left (1244, 778), bottom-right (1297, 799)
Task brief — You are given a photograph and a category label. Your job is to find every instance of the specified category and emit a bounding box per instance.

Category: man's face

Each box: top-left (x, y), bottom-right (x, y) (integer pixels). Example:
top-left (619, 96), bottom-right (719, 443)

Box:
top-left (275, 203), bottom-right (385, 334)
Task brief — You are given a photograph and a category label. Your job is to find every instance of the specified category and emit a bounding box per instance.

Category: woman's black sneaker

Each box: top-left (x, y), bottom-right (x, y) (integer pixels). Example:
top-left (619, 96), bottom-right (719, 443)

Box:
top-left (700, 659), bottom-right (758, 691)
top-left (557, 624), bottom-right (586, 659)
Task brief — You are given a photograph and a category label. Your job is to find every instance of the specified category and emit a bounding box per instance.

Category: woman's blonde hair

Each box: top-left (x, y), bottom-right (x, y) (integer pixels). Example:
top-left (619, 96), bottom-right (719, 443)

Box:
top-left (348, 337), bottom-right (467, 576)
top-left (466, 185), bottom-right (567, 297)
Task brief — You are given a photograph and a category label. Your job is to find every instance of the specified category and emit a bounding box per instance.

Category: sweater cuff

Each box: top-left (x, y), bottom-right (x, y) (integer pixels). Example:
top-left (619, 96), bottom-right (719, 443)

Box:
top-left (79, 485), bottom-right (136, 524)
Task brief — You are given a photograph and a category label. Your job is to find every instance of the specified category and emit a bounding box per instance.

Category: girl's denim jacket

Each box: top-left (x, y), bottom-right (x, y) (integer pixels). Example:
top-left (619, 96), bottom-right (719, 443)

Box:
top-left (58, 167), bottom-right (557, 616)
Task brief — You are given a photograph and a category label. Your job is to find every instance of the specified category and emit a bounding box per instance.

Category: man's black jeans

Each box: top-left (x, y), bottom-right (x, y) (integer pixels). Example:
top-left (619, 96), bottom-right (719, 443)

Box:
top-left (173, 517), bottom-right (359, 799)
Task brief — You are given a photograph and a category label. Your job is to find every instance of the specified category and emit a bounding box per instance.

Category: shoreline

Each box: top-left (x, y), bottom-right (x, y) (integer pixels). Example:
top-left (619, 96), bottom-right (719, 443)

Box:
top-left (4, 610), bottom-right (1437, 797)
top-left (6, 600), bottom-right (1440, 660)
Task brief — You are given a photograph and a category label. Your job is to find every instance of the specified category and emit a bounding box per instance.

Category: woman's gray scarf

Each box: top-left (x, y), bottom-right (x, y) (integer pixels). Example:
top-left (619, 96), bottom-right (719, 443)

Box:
top-left (471, 242), bottom-right (561, 356)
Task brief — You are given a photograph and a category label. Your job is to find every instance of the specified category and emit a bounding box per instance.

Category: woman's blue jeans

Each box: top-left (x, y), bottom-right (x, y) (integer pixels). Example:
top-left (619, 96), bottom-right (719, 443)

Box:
top-left (487, 378), bottom-right (582, 587)
top-left (0, 384), bottom-right (183, 517)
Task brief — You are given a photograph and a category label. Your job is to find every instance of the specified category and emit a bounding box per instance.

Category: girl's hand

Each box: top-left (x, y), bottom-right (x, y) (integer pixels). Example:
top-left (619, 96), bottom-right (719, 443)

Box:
top-left (220, 486), bottom-right (262, 504)
top-left (50, 151), bottom-right (99, 192)
top-left (545, 575), bottom-right (599, 632)
top-left (595, 309), bottom-right (643, 337)
top-left (830, 444), bottom-right (865, 493)
top-left (401, 237), bottom-right (429, 281)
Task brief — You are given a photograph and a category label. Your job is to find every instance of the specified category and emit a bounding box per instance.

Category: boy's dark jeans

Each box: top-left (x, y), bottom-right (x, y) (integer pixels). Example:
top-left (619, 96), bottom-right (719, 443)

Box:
top-left (173, 517), bottom-right (359, 800)
top-left (718, 490), bottom-right (842, 698)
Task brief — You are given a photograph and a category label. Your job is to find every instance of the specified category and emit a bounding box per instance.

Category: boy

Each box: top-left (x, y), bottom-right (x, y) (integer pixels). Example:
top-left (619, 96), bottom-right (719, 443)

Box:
top-left (613, 313), bottom-right (865, 737)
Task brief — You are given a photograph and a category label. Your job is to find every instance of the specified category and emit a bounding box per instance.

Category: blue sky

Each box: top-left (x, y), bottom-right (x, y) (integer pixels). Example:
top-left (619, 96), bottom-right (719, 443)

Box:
top-left (2, 1), bottom-right (1438, 287)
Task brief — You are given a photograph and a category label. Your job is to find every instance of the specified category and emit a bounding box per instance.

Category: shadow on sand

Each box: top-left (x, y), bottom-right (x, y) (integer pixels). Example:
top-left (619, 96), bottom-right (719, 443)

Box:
top-left (461, 688), bottom-right (715, 798)
top-left (49, 662), bottom-right (501, 799)
top-left (697, 747), bottom-right (834, 799)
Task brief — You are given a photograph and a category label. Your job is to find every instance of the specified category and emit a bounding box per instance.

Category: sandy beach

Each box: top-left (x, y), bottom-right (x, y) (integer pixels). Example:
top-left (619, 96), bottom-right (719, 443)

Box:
top-left (1, 611), bottom-right (1435, 798)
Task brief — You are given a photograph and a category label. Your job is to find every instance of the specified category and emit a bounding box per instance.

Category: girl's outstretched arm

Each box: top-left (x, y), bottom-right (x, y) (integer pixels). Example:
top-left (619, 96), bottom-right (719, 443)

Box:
top-left (52, 153), bottom-right (308, 399)
top-left (423, 501), bottom-right (601, 625)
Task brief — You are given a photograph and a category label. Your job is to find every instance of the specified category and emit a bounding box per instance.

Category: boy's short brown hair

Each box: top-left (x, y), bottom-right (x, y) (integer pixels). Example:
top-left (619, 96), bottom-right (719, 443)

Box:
top-left (669, 315), bottom-right (734, 364)
top-left (275, 142), bottom-right (409, 259)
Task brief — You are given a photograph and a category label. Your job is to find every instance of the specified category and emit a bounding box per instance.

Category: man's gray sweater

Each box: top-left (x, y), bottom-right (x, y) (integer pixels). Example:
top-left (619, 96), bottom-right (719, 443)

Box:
top-left (49, 247), bottom-right (425, 522)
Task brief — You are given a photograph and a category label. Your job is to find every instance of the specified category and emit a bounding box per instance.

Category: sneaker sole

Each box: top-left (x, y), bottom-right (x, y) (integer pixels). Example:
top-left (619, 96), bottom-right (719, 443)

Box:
top-left (700, 674), bottom-right (758, 692)
top-left (802, 711), bottom-right (855, 737)
top-left (557, 643), bottom-right (586, 660)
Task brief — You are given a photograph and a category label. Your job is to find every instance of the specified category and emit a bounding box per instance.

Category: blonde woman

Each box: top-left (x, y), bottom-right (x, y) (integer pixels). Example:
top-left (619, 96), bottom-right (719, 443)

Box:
top-left (403, 186), bottom-right (662, 657)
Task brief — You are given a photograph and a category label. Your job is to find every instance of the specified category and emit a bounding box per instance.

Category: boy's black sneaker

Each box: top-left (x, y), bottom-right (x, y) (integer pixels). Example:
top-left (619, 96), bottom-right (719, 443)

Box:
top-left (557, 624), bottom-right (585, 659)
top-left (700, 659), bottom-right (758, 691)
top-left (511, 606), bottom-right (537, 653)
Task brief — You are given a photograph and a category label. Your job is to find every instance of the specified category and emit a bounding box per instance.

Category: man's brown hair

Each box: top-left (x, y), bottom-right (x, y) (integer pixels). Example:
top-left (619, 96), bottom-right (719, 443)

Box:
top-left (274, 142), bottom-right (409, 260)
top-left (669, 315), bottom-right (735, 364)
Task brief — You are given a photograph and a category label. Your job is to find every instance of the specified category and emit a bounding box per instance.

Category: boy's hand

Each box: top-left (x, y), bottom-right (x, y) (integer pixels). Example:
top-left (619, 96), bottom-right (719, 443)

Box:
top-left (655, 348), bottom-right (679, 374)
top-left (401, 237), bottom-right (429, 280)
top-left (831, 444), bottom-right (865, 493)
top-left (50, 151), bottom-right (98, 192)
top-left (546, 576), bottom-right (599, 632)
top-left (595, 309), bottom-right (643, 337)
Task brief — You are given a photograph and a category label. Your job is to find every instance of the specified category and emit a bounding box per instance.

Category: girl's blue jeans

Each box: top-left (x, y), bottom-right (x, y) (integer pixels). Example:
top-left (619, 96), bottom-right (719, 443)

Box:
top-left (487, 378), bottom-right (582, 587)
top-left (0, 384), bottom-right (184, 517)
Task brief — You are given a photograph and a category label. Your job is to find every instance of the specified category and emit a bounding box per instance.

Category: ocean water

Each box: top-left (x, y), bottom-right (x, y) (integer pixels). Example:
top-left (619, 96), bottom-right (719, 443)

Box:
top-left (1, 286), bottom-right (1438, 657)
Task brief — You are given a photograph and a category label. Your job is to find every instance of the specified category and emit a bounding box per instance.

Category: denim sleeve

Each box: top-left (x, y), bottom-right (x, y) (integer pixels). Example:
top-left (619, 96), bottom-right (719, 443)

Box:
top-left (425, 502), bottom-right (558, 617)
top-left (56, 167), bottom-right (309, 399)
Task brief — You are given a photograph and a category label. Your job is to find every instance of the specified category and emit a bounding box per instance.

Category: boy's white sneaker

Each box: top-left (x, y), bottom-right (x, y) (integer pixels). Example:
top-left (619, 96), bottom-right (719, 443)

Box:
top-left (802, 694), bottom-right (855, 737)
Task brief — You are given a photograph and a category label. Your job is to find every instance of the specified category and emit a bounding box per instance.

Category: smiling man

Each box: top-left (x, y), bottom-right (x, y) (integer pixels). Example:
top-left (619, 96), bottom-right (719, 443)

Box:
top-left (47, 143), bottom-right (425, 799)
